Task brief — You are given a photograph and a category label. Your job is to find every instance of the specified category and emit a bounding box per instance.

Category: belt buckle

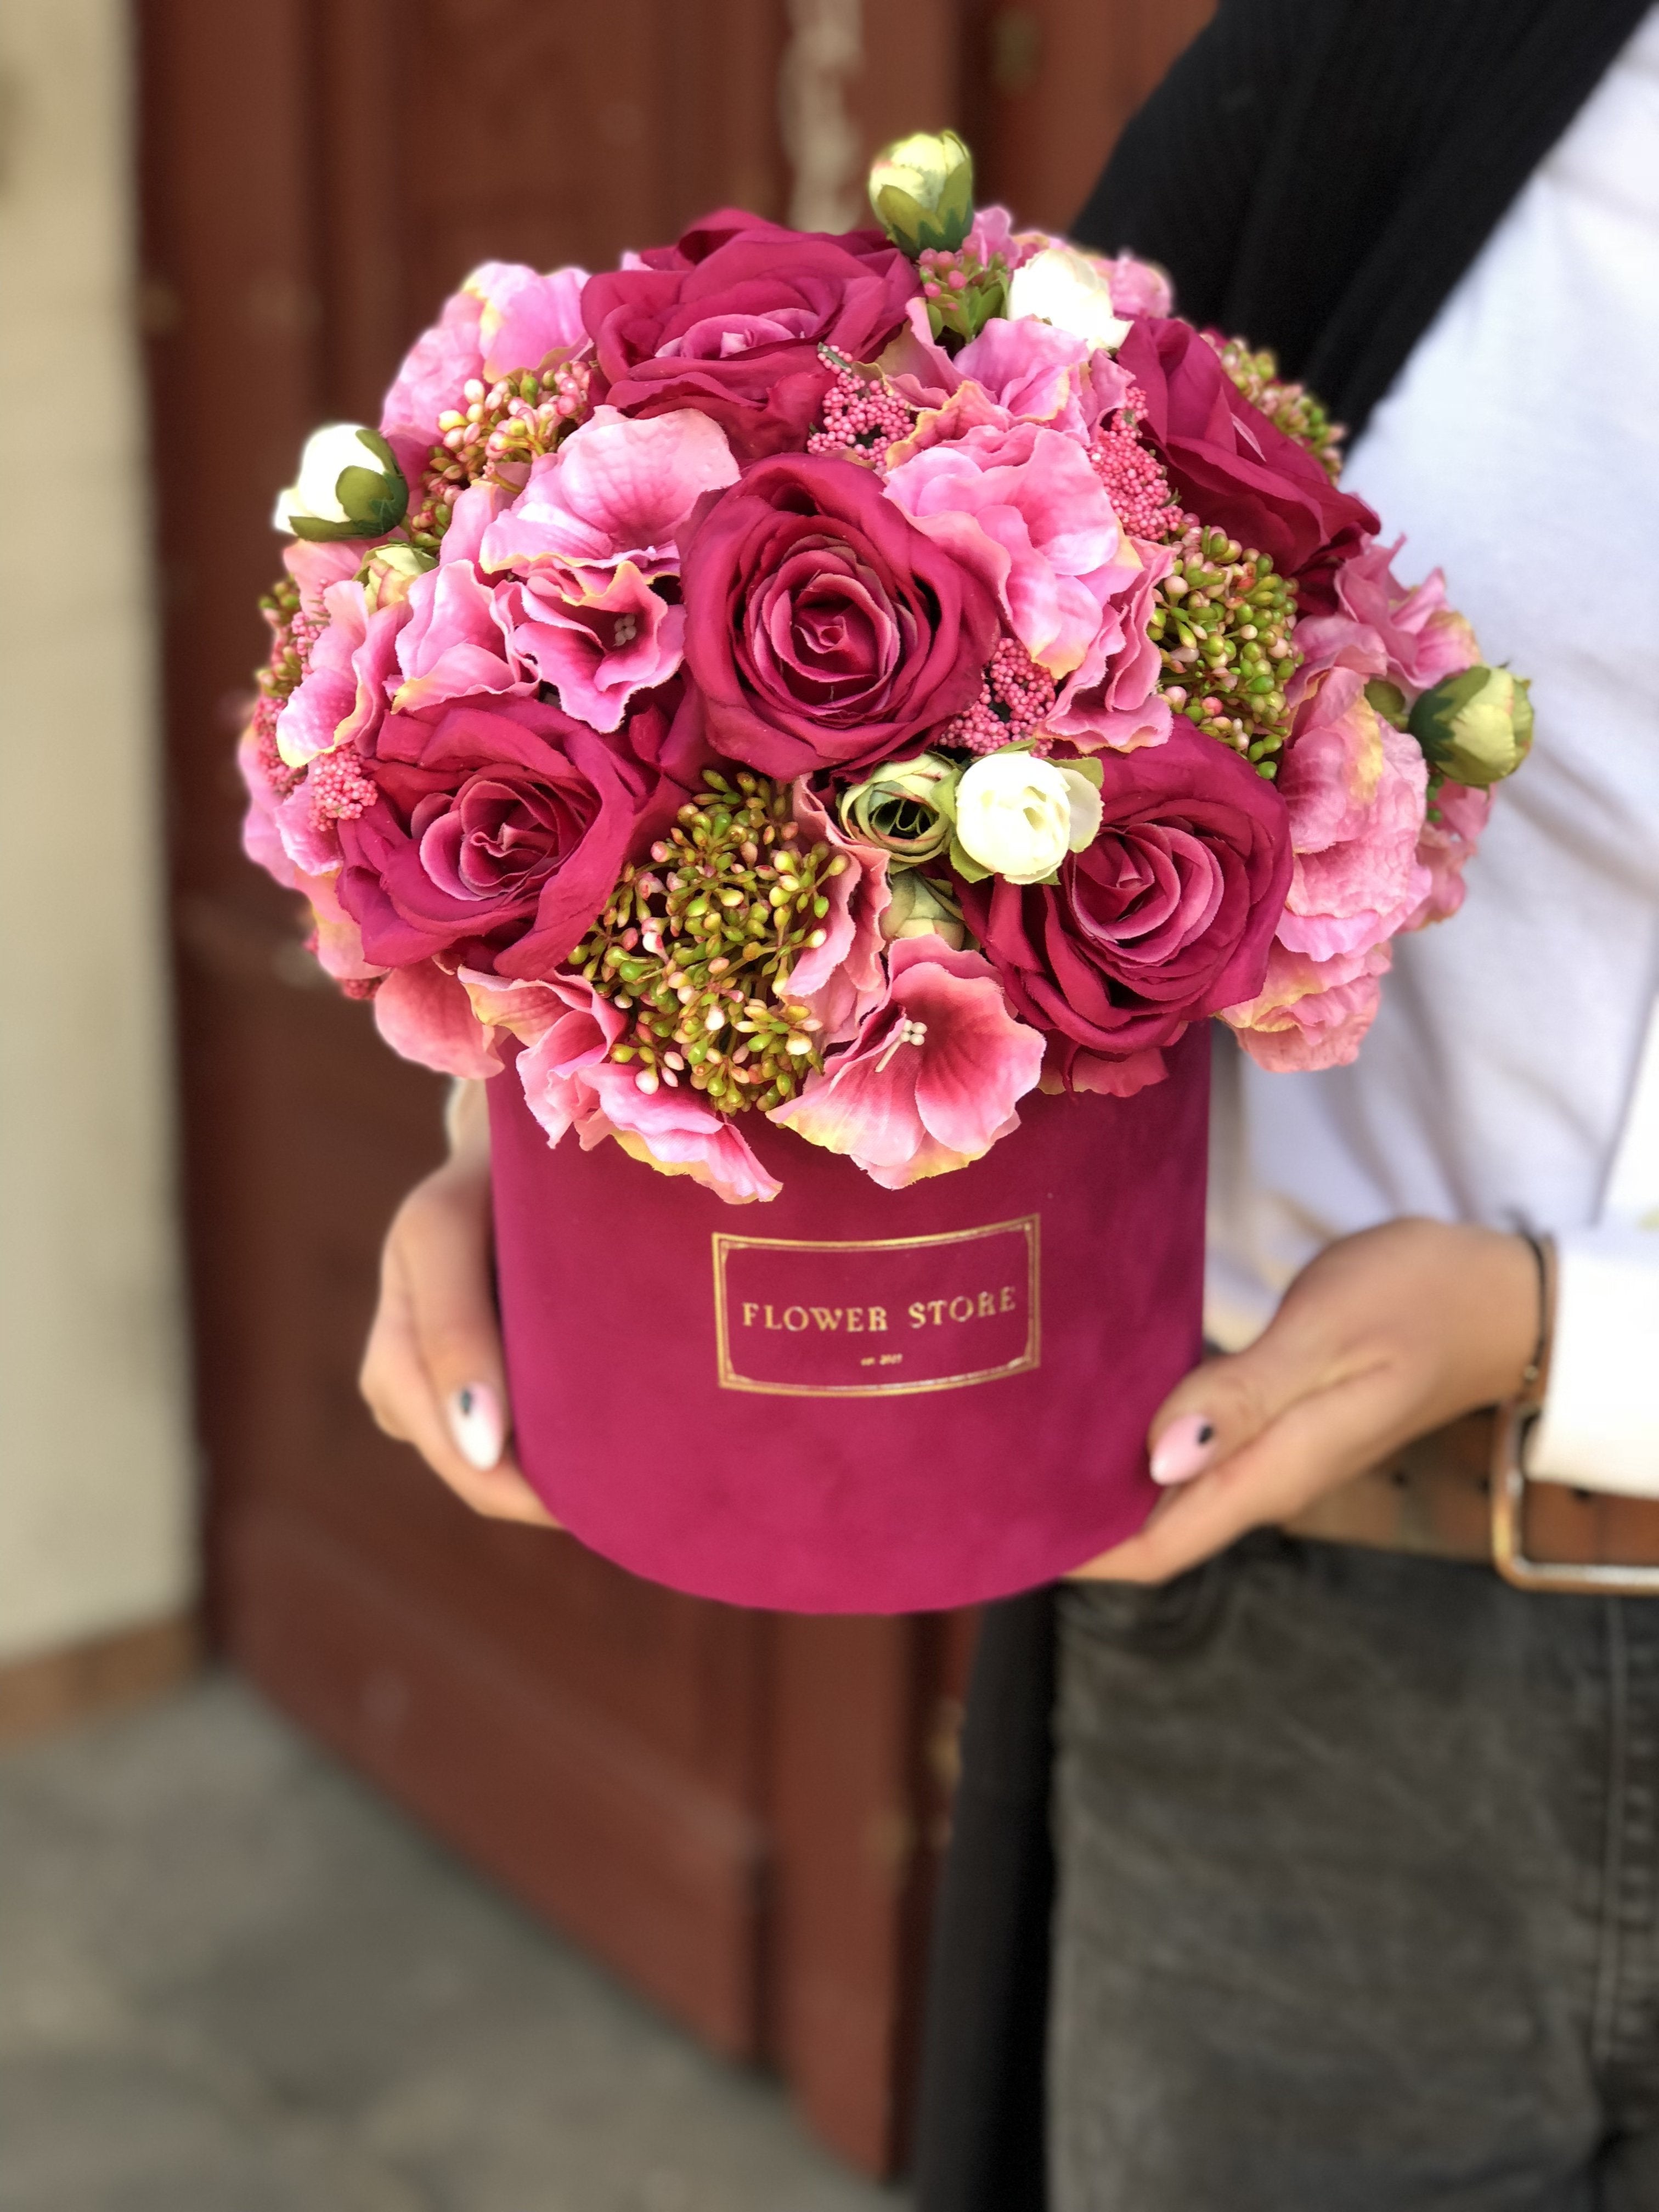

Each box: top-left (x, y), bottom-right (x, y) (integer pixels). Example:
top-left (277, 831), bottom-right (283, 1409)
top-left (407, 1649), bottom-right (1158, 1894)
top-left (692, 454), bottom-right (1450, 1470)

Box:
top-left (1489, 1403), bottom-right (1659, 1596)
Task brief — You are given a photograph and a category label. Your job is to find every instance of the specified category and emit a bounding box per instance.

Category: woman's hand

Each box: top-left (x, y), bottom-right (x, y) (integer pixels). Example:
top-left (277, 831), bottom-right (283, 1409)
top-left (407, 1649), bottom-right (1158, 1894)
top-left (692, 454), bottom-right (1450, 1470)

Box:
top-left (1074, 1218), bottom-right (1539, 1585)
top-left (359, 1080), bottom-right (557, 1526)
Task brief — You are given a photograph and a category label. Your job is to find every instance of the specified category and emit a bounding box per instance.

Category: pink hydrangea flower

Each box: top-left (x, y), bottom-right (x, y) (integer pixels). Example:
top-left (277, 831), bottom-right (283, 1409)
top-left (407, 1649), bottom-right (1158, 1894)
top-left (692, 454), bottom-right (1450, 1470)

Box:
top-left (390, 561), bottom-right (528, 718)
top-left (784, 781), bottom-right (892, 1044)
top-left (1275, 666), bottom-right (1431, 960)
top-left (478, 408), bottom-right (738, 729)
top-left (1222, 940), bottom-right (1392, 1073)
top-left (273, 579), bottom-right (408, 771)
top-left (374, 959), bottom-right (502, 1079)
top-left (466, 970), bottom-right (781, 1205)
top-left (884, 419), bottom-right (1143, 686)
top-left (502, 566), bottom-right (682, 733)
top-left (380, 261), bottom-right (590, 471)
top-left (771, 935), bottom-right (1045, 1188)
top-left (479, 406), bottom-right (737, 574)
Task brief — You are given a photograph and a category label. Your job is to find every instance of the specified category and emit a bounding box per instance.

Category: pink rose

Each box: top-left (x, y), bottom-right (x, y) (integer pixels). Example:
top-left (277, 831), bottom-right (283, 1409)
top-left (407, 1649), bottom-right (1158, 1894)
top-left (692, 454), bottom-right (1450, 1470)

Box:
top-left (1275, 667), bottom-right (1431, 960)
top-left (1222, 940), bottom-right (1391, 1073)
top-left (884, 307), bottom-right (1130, 455)
top-left (1403, 776), bottom-right (1493, 930)
top-left (955, 729), bottom-right (1293, 1075)
top-left (1097, 252), bottom-right (1174, 319)
top-left (1297, 537), bottom-right (1481, 693)
top-left (1115, 318), bottom-right (1376, 610)
top-left (583, 213), bottom-right (918, 460)
top-left (680, 454), bottom-right (998, 779)
top-left (336, 689), bottom-right (705, 977)
top-left (771, 935), bottom-right (1045, 1188)
top-left (884, 420), bottom-right (1141, 685)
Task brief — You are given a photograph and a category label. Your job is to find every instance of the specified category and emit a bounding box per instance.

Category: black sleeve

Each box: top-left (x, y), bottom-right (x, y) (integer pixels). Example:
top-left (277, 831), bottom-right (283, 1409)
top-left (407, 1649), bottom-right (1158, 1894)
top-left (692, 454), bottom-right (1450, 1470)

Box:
top-left (1069, 0), bottom-right (1327, 334)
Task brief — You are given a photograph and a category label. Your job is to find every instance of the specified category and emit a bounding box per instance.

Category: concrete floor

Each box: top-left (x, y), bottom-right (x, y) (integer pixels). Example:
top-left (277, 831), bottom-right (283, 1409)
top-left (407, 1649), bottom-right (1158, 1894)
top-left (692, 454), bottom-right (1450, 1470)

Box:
top-left (0, 1673), bottom-right (906, 2212)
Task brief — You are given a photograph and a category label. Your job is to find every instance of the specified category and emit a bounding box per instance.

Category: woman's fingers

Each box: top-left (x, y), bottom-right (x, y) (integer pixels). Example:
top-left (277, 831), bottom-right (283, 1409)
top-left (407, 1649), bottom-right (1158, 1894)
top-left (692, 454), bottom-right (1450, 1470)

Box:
top-left (1147, 1301), bottom-right (1358, 1486)
top-left (359, 1160), bottom-right (558, 1528)
top-left (1079, 1360), bottom-right (1404, 1583)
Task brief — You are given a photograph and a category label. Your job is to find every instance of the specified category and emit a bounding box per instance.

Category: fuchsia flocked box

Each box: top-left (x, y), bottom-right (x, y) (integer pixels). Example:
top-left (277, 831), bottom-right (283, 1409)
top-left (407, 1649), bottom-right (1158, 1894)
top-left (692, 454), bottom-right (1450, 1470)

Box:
top-left (490, 1027), bottom-right (1207, 1613)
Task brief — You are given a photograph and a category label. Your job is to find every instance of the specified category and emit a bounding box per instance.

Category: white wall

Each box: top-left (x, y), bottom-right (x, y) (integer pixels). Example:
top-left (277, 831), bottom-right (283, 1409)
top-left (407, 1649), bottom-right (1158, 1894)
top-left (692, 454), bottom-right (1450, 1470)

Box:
top-left (0, 0), bottom-right (197, 1663)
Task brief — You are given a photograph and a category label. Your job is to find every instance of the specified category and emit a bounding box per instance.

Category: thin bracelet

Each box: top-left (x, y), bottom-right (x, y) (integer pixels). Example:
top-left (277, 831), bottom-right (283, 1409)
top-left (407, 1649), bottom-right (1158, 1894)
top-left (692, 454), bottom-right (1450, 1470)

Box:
top-left (1516, 1231), bottom-right (1556, 1412)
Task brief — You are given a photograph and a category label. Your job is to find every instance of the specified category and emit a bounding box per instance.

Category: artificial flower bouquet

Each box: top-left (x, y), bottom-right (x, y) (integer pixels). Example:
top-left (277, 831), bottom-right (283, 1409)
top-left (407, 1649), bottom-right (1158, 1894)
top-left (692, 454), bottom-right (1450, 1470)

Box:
top-left (242, 133), bottom-right (1530, 1611)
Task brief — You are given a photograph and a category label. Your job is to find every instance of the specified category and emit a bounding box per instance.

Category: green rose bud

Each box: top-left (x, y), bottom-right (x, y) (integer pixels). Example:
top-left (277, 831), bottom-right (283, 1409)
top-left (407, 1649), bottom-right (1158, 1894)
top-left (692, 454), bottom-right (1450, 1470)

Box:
top-left (359, 540), bottom-right (438, 611)
top-left (881, 870), bottom-right (967, 950)
top-left (868, 131), bottom-right (975, 257)
top-left (273, 422), bottom-right (409, 542)
top-left (1407, 665), bottom-right (1534, 787)
top-left (838, 752), bottom-right (959, 861)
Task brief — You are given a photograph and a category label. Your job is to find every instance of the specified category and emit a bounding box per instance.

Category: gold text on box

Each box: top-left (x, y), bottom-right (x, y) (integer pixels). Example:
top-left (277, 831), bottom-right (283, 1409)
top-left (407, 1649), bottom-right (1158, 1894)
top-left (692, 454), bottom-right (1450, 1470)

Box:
top-left (711, 1216), bottom-right (1041, 1398)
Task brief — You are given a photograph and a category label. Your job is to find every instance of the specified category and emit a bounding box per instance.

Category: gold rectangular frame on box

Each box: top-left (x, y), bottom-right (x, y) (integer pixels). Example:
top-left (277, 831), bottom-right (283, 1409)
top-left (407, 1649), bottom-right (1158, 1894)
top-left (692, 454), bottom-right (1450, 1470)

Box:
top-left (712, 1216), bottom-right (1042, 1398)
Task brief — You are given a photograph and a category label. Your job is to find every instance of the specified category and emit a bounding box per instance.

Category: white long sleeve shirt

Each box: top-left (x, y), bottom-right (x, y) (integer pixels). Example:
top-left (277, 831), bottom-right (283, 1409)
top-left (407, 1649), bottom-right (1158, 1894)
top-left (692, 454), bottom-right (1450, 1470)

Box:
top-left (1205, 7), bottom-right (1659, 1492)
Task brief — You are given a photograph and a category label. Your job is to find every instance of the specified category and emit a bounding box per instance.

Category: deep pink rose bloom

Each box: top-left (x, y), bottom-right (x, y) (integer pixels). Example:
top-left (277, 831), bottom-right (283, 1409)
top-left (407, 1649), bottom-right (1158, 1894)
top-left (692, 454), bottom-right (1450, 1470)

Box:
top-left (956, 729), bottom-right (1293, 1075)
top-left (336, 688), bottom-right (706, 978)
top-left (680, 454), bottom-right (999, 778)
top-left (1115, 318), bottom-right (1376, 610)
top-left (582, 213), bottom-right (918, 460)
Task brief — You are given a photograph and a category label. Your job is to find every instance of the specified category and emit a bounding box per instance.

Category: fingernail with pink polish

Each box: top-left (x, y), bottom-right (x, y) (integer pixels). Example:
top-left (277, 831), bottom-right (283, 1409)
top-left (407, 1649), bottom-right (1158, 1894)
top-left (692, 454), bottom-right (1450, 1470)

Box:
top-left (448, 1384), bottom-right (504, 1471)
top-left (1150, 1413), bottom-right (1217, 1486)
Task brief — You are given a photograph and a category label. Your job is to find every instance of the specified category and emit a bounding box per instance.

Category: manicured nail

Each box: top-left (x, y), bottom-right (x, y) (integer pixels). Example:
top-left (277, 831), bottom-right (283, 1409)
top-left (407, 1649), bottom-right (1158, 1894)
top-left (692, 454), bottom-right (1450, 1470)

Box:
top-left (448, 1384), bottom-right (504, 1471)
top-left (1150, 1413), bottom-right (1217, 1486)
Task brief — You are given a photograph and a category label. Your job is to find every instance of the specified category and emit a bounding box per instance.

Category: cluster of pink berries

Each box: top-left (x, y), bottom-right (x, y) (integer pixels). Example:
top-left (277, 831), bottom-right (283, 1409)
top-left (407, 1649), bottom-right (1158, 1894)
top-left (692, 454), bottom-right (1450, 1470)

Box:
top-left (306, 746), bottom-right (378, 831)
top-left (1087, 391), bottom-right (1188, 544)
top-left (806, 353), bottom-right (915, 465)
top-left (939, 636), bottom-right (1059, 754)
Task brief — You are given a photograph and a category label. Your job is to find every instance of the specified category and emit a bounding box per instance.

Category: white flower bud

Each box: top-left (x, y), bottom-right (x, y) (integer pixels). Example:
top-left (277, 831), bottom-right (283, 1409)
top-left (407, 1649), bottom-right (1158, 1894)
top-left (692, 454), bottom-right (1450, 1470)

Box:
top-left (868, 131), bottom-right (975, 255)
top-left (951, 752), bottom-right (1103, 886)
top-left (1007, 246), bottom-right (1131, 353)
top-left (273, 422), bottom-right (409, 540)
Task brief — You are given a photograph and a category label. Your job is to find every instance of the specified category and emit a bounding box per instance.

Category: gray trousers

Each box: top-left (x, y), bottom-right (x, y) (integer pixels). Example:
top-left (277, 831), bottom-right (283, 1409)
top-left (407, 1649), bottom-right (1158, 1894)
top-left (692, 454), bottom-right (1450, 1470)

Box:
top-left (1051, 1536), bottom-right (1659, 2211)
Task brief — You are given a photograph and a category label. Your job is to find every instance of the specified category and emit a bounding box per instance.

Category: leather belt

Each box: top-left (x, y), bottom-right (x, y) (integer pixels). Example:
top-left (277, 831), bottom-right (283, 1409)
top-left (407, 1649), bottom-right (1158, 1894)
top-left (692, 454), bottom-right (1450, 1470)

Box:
top-left (1284, 1407), bottom-right (1659, 1595)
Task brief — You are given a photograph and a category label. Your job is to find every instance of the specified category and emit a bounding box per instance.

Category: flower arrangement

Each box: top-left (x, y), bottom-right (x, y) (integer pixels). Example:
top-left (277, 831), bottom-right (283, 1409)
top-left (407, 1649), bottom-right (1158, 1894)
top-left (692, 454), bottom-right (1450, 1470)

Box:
top-left (243, 133), bottom-right (1528, 1206)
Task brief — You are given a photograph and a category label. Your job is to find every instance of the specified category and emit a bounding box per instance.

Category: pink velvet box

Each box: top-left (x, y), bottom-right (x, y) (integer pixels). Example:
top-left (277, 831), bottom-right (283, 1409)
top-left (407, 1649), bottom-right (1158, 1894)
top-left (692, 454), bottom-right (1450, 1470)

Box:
top-left (488, 1024), bottom-right (1208, 1614)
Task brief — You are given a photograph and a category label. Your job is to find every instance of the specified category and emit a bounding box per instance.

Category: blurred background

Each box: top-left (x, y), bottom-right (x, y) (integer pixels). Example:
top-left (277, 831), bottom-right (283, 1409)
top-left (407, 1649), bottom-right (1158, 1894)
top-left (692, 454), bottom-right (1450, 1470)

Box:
top-left (1, 0), bottom-right (1210, 2198)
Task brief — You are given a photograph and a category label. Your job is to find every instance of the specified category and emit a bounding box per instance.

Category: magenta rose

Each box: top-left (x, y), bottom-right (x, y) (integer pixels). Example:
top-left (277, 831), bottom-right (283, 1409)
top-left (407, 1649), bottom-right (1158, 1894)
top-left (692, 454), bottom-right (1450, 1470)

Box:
top-left (679, 454), bottom-right (999, 779)
top-left (955, 730), bottom-right (1293, 1075)
top-left (582, 213), bottom-right (918, 460)
top-left (1115, 319), bottom-right (1376, 610)
top-left (336, 687), bottom-right (706, 979)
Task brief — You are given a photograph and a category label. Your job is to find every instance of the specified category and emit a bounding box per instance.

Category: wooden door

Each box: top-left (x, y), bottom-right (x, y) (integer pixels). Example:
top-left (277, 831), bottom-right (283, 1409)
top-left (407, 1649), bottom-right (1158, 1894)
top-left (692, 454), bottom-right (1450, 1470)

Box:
top-left (137, 0), bottom-right (1209, 2176)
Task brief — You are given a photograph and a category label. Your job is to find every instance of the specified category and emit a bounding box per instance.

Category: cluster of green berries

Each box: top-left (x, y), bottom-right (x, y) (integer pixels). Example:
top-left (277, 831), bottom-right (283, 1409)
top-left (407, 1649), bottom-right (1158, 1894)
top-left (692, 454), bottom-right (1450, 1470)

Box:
top-left (1150, 526), bottom-right (1303, 777)
top-left (572, 771), bottom-right (845, 1115)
